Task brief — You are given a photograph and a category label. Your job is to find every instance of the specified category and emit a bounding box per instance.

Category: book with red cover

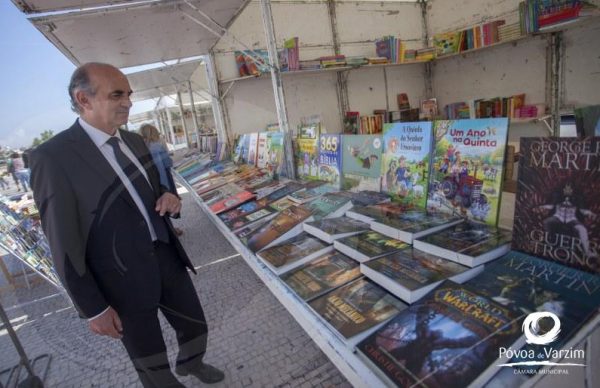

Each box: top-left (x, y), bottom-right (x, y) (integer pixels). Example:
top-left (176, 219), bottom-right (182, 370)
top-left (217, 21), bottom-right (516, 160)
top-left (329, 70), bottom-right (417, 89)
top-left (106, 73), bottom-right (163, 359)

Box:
top-left (209, 191), bottom-right (256, 214)
top-left (246, 205), bottom-right (313, 252)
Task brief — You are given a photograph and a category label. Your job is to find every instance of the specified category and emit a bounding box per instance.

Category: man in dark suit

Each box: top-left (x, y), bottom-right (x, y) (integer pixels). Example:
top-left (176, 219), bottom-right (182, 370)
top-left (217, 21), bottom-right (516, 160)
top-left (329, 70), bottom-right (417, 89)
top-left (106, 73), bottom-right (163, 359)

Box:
top-left (30, 63), bottom-right (224, 387)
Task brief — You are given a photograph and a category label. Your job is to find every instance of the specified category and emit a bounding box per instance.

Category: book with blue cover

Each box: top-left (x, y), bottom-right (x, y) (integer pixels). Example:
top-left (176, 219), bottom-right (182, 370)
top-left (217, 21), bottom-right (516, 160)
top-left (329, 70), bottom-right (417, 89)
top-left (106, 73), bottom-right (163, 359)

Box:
top-left (318, 134), bottom-right (342, 188)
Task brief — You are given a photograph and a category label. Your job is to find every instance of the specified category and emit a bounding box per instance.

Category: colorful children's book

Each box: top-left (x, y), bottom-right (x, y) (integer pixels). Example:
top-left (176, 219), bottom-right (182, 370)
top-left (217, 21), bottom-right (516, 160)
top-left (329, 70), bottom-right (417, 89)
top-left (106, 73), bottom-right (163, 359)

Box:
top-left (309, 278), bottom-right (407, 343)
top-left (318, 134), bottom-right (342, 188)
top-left (360, 247), bottom-right (484, 303)
top-left (333, 231), bottom-right (409, 263)
top-left (381, 122), bottom-right (433, 208)
top-left (303, 216), bottom-right (369, 244)
top-left (246, 205), bottom-right (313, 252)
top-left (341, 135), bottom-right (382, 192)
top-left (265, 132), bottom-right (284, 177)
top-left (280, 251), bottom-right (362, 301)
top-left (414, 221), bottom-right (512, 267)
top-left (295, 138), bottom-right (320, 180)
top-left (427, 118), bottom-right (509, 226)
top-left (256, 232), bottom-right (334, 275)
top-left (357, 281), bottom-right (524, 388)
top-left (513, 137), bottom-right (600, 275)
top-left (256, 132), bottom-right (269, 169)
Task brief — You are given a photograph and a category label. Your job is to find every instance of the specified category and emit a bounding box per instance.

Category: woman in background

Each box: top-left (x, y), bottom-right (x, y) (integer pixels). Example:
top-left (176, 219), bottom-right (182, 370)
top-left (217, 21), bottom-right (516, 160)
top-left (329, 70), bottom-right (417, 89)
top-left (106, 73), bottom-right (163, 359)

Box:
top-left (140, 124), bottom-right (183, 236)
top-left (11, 152), bottom-right (30, 192)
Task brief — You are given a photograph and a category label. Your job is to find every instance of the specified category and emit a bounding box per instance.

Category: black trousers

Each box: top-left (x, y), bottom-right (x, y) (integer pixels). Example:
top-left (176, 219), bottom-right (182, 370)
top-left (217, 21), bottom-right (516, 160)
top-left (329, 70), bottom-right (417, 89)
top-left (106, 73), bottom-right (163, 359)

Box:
top-left (118, 241), bottom-right (207, 388)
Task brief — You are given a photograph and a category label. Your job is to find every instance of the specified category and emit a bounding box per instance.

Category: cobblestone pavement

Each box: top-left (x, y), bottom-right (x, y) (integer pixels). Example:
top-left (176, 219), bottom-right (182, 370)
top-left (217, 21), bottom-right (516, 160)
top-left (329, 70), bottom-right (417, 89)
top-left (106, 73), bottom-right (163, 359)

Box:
top-left (0, 188), bottom-right (350, 387)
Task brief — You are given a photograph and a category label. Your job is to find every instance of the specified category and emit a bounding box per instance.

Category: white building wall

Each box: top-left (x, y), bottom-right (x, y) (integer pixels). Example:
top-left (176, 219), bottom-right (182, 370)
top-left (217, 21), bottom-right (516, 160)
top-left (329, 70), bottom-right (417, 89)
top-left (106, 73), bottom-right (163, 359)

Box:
top-left (563, 21), bottom-right (600, 108)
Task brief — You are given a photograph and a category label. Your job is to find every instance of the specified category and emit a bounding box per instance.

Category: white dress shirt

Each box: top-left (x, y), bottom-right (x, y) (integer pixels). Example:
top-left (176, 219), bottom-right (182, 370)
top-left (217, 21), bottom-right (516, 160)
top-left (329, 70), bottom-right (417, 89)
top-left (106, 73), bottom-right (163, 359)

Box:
top-left (79, 118), bottom-right (159, 321)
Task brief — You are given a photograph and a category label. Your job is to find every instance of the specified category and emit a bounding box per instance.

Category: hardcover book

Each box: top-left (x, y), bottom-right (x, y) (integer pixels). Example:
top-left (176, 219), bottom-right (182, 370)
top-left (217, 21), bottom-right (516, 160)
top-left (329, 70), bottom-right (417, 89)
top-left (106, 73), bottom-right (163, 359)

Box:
top-left (265, 132), bottom-right (284, 177)
top-left (300, 192), bottom-right (353, 220)
top-left (513, 137), bottom-right (600, 274)
top-left (370, 209), bottom-right (463, 243)
top-left (427, 118), bottom-right (509, 226)
top-left (361, 247), bottom-right (484, 303)
top-left (318, 134), bottom-right (342, 188)
top-left (303, 216), bottom-right (369, 244)
top-left (345, 202), bottom-right (412, 224)
top-left (256, 232), bottom-right (334, 275)
top-left (246, 205), bottom-right (313, 252)
top-left (381, 122), bottom-right (433, 209)
top-left (334, 231), bottom-right (409, 263)
top-left (466, 250), bottom-right (600, 385)
top-left (341, 135), bottom-right (383, 192)
top-left (309, 278), bottom-right (407, 343)
top-left (414, 221), bottom-right (512, 267)
top-left (357, 281), bottom-right (523, 388)
top-left (281, 250), bottom-right (362, 301)
top-left (296, 138), bottom-right (320, 180)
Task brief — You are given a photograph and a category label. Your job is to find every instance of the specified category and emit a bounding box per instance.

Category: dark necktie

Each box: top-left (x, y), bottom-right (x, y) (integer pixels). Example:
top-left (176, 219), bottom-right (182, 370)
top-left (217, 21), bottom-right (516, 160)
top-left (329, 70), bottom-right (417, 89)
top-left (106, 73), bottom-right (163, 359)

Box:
top-left (106, 137), bottom-right (169, 243)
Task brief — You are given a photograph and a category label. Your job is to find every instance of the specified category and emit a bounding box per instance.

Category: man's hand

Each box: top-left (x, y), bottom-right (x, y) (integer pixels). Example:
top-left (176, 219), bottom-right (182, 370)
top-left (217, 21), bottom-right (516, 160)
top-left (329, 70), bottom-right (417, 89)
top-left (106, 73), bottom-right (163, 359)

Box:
top-left (155, 192), bottom-right (181, 216)
top-left (89, 307), bottom-right (123, 339)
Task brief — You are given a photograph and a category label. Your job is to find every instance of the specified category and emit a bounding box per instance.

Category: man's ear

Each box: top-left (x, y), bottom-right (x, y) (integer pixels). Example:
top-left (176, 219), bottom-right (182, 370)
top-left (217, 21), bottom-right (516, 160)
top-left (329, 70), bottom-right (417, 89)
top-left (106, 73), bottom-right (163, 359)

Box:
top-left (75, 90), bottom-right (92, 111)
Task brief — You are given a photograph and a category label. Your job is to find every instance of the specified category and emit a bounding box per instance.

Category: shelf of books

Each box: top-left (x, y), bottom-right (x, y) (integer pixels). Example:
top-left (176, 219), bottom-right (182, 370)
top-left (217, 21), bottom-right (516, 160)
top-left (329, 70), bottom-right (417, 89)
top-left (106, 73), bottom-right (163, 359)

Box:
top-left (174, 118), bottom-right (600, 387)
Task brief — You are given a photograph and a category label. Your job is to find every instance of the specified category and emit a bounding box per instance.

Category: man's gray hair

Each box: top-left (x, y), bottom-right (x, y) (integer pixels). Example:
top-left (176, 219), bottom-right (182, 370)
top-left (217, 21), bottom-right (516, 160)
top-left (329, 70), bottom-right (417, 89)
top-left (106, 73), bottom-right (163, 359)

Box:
top-left (68, 62), bottom-right (115, 114)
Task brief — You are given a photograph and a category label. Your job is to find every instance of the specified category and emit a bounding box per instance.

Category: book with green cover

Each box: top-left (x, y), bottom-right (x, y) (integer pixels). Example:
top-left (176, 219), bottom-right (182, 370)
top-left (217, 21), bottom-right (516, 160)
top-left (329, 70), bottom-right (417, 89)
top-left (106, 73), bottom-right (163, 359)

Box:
top-left (296, 138), bottom-right (320, 180)
top-left (414, 221), bottom-right (511, 267)
top-left (334, 231), bottom-right (409, 263)
top-left (256, 232), bottom-right (334, 275)
top-left (303, 216), bottom-right (369, 243)
top-left (371, 209), bottom-right (463, 243)
top-left (287, 182), bottom-right (335, 204)
top-left (300, 192), bottom-right (353, 220)
top-left (342, 134), bottom-right (383, 192)
top-left (361, 247), bottom-right (484, 303)
top-left (281, 251), bottom-right (362, 301)
top-left (309, 278), bottom-right (407, 342)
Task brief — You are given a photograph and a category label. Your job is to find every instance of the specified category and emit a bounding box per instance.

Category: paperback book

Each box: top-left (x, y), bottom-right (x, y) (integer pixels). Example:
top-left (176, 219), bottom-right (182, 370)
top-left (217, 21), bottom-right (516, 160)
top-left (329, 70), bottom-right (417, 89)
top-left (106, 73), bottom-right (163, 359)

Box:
top-left (339, 190), bottom-right (390, 207)
top-left (414, 221), bottom-right (512, 267)
top-left (209, 190), bottom-right (255, 215)
top-left (466, 250), bottom-right (600, 386)
top-left (246, 205), bottom-right (313, 252)
top-left (287, 182), bottom-right (335, 204)
top-left (345, 202), bottom-right (412, 224)
top-left (256, 132), bottom-right (269, 169)
top-left (300, 193), bottom-right (353, 220)
top-left (318, 134), bottom-right (342, 188)
top-left (256, 232), bottom-right (334, 275)
top-left (381, 122), bottom-right (433, 209)
top-left (303, 216), bottom-right (369, 244)
top-left (333, 231), bottom-right (409, 263)
top-left (513, 137), bottom-right (600, 275)
top-left (427, 118), bottom-right (509, 226)
top-left (370, 209), bottom-right (463, 243)
top-left (357, 281), bottom-right (524, 388)
top-left (341, 135), bottom-right (383, 192)
top-left (281, 250), bottom-right (362, 301)
top-left (360, 247), bottom-right (484, 303)
top-left (309, 278), bottom-right (407, 344)
top-left (247, 133), bottom-right (259, 165)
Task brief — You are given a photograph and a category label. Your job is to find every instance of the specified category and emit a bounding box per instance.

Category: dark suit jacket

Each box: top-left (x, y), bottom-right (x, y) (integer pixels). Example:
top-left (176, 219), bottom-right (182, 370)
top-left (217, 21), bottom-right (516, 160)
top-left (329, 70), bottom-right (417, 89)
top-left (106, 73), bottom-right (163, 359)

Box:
top-left (30, 120), bottom-right (195, 319)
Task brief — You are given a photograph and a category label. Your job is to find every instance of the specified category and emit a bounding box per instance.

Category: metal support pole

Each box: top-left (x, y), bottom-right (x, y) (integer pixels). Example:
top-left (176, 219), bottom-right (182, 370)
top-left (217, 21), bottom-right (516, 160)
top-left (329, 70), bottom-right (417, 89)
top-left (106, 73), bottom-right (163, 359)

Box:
top-left (549, 32), bottom-right (563, 136)
top-left (165, 106), bottom-right (176, 146)
top-left (327, 0), bottom-right (349, 129)
top-left (206, 51), bottom-right (230, 151)
top-left (176, 90), bottom-right (190, 148)
top-left (260, 0), bottom-right (296, 179)
top-left (188, 80), bottom-right (201, 148)
top-left (420, 0), bottom-right (433, 98)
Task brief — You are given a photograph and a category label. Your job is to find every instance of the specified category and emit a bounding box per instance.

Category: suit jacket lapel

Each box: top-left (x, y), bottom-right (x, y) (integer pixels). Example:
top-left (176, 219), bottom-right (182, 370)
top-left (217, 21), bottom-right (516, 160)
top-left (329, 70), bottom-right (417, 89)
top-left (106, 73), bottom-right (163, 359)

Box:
top-left (67, 122), bottom-right (138, 210)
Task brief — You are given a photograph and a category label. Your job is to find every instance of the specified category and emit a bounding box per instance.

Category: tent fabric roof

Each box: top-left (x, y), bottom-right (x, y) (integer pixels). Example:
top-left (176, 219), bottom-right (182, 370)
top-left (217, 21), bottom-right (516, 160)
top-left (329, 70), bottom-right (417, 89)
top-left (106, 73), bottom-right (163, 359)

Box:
top-left (29, 0), bottom-right (249, 69)
top-left (12, 0), bottom-right (135, 14)
top-left (126, 59), bottom-right (210, 102)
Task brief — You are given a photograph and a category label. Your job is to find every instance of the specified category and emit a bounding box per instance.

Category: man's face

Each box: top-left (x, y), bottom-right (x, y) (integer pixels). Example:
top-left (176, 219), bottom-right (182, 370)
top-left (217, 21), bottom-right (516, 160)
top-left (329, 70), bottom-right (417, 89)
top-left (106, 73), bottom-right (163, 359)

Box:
top-left (79, 65), bottom-right (132, 134)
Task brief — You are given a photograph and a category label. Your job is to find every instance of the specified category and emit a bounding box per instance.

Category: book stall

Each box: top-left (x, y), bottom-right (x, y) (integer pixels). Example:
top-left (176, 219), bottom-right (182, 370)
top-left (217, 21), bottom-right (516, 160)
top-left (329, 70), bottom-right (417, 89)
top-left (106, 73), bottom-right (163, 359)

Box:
top-left (174, 113), bottom-right (600, 387)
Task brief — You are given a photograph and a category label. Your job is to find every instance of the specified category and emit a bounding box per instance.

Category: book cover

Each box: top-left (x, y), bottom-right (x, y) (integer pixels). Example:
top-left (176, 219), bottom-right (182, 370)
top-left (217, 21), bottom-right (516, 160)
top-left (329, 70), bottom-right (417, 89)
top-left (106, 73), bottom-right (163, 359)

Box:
top-left (343, 112), bottom-right (360, 135)
top-left (247, 133), bottom-right (259, 165)
top-left (421, 98), bottom-right (439, 119)
top-left (371, 209), bottom-right (463, 243)
top-left (334, 231), bottom-right (409, 262)
top-left (427, 118), bottom-right (509, 226)
top-left (246, 205), bottom-right (313, 252)
top-left (218, 199), bottom-right (265, 225)
top-left (382, 122), bottom-right (433, 209)
top-left (416, 221), bottom-right (512, 266)
top-left (466, 250), bottom-right (600, 382)
top-left (287, 182), bottom-right (335, 204)
top-left (303, 216), bottom-right (369, 242)
top-left (295, 138), bottom-right (320, 179)
top-left (257, 232), bottom-right (331, 273)
top-left (357, 281), bottom-right (523, 388)
top-left (397, 93), bottom-right (410, 110)
top-left (346, 202), bottom-right (413, 223)
top-left (265, 132), bottom-right (284, 177)
top-left (301, 192), bottom-right (352, 220)
top-left (209, 190), bottom-right (255, 214)
top-left (256, 132), bottom-right (269, 169)
top-left (318, 134), bottom-right (342, 188)
top-left (342, 135), bottom-right (383, 192)
top-left (309, 278), bottom-right (407, 340)
top-left (339, 190), bottom-right (390, 207)
top-left (234, 50), bottom-right (250, 76)
top-left (268, 197), bottom-right (296, 213)
top-left (235, 216), bottom-right (272, 246)
top-left (513, 137), bottom-right (600, 274)
top-left (361, 247), bottom-right (483, 303)
top-left (281, 251), bottom-right (362, 301)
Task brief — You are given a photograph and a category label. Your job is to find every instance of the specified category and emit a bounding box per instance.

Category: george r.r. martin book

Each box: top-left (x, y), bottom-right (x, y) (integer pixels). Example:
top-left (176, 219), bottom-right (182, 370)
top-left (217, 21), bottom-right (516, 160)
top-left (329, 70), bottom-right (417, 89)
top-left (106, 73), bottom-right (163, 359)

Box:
top-left (513, 137), bottom-right (600, 274)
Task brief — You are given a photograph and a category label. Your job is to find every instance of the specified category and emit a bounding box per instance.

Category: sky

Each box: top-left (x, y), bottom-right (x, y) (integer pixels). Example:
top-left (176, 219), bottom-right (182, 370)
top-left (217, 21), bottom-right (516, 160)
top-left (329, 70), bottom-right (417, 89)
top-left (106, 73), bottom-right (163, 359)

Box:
top-left (0, 2), bottom-right (155, 149)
